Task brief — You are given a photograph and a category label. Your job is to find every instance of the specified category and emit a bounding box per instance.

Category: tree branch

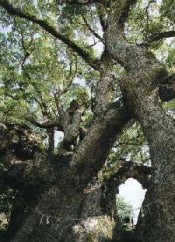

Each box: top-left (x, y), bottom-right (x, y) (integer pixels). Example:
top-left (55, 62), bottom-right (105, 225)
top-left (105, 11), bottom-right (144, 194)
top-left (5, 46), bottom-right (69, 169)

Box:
top-left (97, 4), bottom-right (107, 32)
top-left (108, 0), bottom-right (137, 29)
top-left (26, 117), bottom-right (63, 131)
top-left (0, 0), bottom-right (100, 70)
top-left (146, 31), bottom-right (175, 45)
top-left (57, 0), bottom-right (99, 6)
top-left (81, 14), bottom-right (104, 43)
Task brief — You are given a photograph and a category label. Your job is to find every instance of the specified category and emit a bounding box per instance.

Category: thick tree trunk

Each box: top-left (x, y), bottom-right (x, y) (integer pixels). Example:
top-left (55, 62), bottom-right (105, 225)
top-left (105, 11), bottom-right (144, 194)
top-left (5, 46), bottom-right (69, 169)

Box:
top-left (122, 66), bottom-right (175, 242)
top-left (106, 1), bottom-right (175, 241)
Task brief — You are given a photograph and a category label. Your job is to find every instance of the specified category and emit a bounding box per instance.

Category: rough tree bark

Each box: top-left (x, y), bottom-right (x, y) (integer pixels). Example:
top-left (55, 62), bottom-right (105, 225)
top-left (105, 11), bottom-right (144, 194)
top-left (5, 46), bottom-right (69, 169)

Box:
top-left (106, 0), bottom-right (175, 241)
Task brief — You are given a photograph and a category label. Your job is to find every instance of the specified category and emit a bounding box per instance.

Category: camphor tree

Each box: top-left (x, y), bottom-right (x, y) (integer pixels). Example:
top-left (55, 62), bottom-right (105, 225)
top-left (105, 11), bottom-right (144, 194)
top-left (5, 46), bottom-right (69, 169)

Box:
top-left (0, 0), bottom-right (175, 241)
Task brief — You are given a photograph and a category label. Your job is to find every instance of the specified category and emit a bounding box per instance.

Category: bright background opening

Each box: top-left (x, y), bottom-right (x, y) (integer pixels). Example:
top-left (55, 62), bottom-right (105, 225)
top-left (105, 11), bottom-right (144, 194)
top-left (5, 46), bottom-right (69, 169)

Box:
top-left (118, 178), bottom-right (147, 224)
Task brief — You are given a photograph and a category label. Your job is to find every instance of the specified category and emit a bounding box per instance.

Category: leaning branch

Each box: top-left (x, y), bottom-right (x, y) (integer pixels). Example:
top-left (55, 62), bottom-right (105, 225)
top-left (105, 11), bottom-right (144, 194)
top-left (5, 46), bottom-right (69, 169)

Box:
top-left (0, 0), bottom-right (100, 70)
top-left (71, 100), bottom-right (133, 184)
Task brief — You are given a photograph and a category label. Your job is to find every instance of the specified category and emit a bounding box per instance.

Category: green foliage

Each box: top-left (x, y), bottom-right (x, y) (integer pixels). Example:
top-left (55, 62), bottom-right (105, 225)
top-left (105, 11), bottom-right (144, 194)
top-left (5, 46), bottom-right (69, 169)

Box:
top-left (116, 196), bottom-right (133, 225)
top-left (108, 122), bottom-right (150, 166)
top-left (0, 16), bottom-right (91, 127)
top-left (166, 48), bottom-right (175, 68)
top-left (161, 0), bottom-right (175, 22)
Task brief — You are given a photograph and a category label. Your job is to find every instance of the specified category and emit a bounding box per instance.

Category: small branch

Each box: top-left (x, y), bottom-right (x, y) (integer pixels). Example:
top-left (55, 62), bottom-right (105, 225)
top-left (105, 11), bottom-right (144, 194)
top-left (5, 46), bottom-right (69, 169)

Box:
top-left (81, 14), bottom-right (104, 43)
top-left (57, 0), bottom-right (99, 6)
top-left (87, 39), bottom-right (100, 48)
top-left (146, 31), bottom-right (175, 45)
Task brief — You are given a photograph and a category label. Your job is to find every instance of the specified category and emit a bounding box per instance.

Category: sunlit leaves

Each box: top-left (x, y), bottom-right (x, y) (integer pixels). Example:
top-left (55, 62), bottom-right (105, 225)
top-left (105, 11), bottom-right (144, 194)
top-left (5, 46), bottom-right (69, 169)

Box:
top-left (0, 12), bottom-right (92, 131)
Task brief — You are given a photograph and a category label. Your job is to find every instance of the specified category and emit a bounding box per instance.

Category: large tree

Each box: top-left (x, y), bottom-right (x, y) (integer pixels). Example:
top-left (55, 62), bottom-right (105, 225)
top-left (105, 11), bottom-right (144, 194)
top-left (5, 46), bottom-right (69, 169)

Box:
top-left (0, 0), bottom-right (175, 241)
